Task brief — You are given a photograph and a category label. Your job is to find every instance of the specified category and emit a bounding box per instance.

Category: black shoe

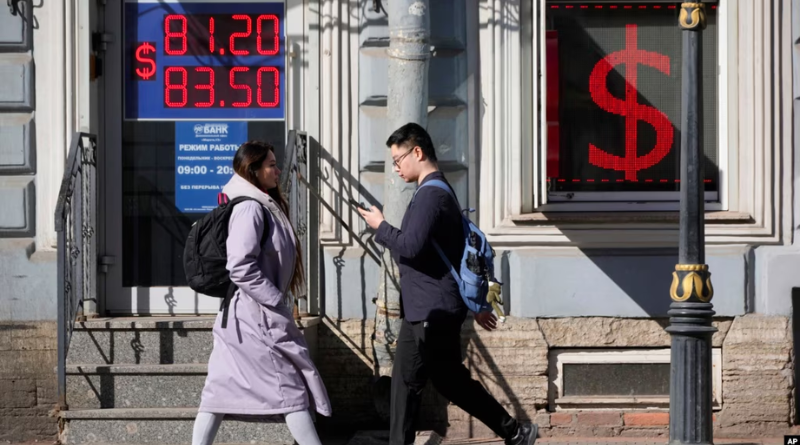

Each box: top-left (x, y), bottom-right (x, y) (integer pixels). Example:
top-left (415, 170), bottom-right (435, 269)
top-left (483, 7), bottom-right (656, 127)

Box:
top-left (505, 422), bottom-right (538, 445)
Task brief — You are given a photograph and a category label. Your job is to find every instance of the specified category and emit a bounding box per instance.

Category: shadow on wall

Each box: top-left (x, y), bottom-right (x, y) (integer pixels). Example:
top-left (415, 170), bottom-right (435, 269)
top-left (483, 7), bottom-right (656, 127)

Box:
top-left (312, 131), bottom-right (459, 431)
top-left (313, 316), bottom-right (529, 437)
top-left (315, 317), bottom-right (383, 430)
top-left (312, 130), bottom-right (538, 432)
top-left (309, 0), bottom-right (532, 436)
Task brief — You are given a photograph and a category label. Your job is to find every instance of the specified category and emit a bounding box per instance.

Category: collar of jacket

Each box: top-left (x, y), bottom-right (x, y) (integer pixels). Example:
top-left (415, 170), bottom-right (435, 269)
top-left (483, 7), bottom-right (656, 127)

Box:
top-left (418, 170), bottom-right (445, 186)
top-left (222, 173), bottom-right (284, 216)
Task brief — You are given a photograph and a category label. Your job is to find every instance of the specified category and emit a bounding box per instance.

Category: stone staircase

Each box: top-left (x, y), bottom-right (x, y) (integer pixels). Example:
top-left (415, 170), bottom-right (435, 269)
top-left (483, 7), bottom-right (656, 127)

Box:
top-left (58, 316), bottom-right (321, 445)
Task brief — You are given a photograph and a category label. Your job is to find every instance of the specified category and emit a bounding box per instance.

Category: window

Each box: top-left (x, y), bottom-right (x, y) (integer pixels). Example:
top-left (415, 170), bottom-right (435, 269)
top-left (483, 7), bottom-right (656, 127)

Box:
top-left (549, 349), bottom-right (723, 410)
top-left (479, 0), bottom-right (790, 243)
top-left (543, 2), bottom-right (720, 206)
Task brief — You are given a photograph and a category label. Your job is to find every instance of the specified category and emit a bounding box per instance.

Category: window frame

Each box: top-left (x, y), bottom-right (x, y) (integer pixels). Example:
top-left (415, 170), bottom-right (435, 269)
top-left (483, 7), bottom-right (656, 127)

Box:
top-left (548, 348), bottom-right (723, 411)
top-left (536, 0), bottom-right (728, 212)
top-left (477, 0), bottom-right (792, 246)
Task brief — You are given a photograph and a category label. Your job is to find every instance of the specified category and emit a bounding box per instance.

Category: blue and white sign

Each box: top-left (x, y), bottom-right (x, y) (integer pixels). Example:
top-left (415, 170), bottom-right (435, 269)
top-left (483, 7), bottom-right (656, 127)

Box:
top-left (175, 121), bottom-right (248, 213)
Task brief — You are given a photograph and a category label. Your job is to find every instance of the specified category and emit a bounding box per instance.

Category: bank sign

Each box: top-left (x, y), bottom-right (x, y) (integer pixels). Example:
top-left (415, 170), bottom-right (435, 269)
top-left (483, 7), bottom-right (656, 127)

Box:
top-left (175, 121), bottom-right (247, 213)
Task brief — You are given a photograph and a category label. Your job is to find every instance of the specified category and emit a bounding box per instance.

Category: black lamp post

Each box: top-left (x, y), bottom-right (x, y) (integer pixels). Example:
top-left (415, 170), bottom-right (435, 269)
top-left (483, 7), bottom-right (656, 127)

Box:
top-left (668, 3), bottom-right (716, 445)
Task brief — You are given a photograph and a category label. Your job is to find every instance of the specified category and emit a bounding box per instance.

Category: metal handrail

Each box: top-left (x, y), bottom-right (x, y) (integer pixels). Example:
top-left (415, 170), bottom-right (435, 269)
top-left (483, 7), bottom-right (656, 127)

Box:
top-left (55, 132), bottom-right (97, 410)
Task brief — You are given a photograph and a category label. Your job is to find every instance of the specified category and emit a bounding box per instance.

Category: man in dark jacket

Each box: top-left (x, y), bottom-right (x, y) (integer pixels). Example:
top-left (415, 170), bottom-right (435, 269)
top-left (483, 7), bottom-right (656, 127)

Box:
top-left (357, 123), bottom-right (538, 445)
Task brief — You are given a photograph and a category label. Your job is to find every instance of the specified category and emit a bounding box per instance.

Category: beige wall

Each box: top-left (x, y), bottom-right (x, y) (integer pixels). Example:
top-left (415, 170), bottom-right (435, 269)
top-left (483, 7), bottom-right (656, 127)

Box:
top-left (0, 321), bottom-right (58, 442)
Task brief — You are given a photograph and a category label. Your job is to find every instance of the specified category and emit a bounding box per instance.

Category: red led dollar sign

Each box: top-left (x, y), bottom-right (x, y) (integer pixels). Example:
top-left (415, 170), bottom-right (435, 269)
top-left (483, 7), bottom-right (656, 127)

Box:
top-left (135, 42), bottom-right (156, 80)
top-left (588, 24), bottom-right (673, 182)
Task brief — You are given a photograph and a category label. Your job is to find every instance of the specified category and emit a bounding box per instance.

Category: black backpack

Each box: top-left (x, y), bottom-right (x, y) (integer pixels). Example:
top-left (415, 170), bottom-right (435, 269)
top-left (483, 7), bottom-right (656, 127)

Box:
top-left (183, 194), bottom-right (268, 328)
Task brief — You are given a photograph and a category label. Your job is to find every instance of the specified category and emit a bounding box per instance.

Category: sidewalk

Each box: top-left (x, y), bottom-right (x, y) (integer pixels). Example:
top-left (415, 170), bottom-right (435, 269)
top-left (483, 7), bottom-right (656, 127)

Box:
top-left (339, 430), bottom-right (788, 445)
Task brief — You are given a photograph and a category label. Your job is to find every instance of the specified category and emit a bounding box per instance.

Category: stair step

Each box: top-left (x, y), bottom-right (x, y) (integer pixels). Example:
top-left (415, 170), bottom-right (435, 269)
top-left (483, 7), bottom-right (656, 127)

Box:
top-left (67, 316), bottom-right (321, 365)
top-left (59, 408), bottom-right (293, 445)
top-left (67, 317), bottom-right (216, 365)
top-left (66, 364), bottom-right (208, 409)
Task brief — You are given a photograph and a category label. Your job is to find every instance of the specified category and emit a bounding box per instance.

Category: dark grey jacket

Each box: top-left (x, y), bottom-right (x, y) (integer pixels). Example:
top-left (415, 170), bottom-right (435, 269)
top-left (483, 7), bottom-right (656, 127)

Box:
top-left (375, 171), bottom-right (467, 323)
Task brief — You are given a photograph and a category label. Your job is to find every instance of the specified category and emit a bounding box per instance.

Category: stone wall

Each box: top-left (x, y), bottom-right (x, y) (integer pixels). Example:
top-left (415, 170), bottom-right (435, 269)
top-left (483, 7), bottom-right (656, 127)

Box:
top-left (0, 321), bottom-right (58, 442)
top-left (717, 315), bottom-right (795, 436)
top-left (315, 314), bottom-right (796, 438)
top-left (448, 318), bottom-right (549, 438)
top-left (317, 319), bottom-right (379, 427)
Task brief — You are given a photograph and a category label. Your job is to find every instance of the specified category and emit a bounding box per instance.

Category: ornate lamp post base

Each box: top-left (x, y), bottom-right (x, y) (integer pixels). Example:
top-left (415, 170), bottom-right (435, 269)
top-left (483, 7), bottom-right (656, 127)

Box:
top-left (668, 264), bottom-right (716, 445)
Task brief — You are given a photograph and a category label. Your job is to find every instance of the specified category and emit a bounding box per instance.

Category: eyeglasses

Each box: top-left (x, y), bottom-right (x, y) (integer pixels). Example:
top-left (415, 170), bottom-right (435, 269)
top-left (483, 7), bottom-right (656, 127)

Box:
top-left (392, 148), bottom-right (414, 168)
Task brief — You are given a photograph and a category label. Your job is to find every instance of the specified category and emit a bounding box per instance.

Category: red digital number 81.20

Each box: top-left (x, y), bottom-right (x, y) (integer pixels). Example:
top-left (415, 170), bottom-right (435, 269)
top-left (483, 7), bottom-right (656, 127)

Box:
top-left (165, 14), bottom-right (279, 56)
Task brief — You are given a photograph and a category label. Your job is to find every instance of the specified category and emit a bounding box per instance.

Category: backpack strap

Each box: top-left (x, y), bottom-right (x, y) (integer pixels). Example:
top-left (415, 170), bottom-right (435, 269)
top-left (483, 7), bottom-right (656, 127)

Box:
top-left (414, 180), bottom-right (463, 285)
top-left (415, 179), bottom-right (459, 208)
top-left (226, 195), bottom-right (270, 245)
top-left (218, 195), bottom-right (271, 329)
top-left (432, 239), bottom-right (462, 286)
top-left (221, 281), bottom-right (237, 329)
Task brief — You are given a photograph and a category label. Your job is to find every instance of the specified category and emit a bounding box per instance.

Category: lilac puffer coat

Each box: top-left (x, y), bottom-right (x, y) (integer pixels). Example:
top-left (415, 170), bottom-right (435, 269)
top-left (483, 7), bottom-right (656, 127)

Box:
top-left (198, 174), bottom-right (331, 417)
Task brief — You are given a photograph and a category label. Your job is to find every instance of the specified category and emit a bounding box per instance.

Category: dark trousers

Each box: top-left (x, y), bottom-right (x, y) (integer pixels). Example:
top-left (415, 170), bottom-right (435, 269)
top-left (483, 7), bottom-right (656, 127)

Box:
top-left (390, 318), bottom-right (517, 445)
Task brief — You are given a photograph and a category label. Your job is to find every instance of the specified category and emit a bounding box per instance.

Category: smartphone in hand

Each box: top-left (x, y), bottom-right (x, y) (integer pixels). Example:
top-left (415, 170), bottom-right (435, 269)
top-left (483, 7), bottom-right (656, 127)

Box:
top-left (349, 198), bottom-right (369, 211)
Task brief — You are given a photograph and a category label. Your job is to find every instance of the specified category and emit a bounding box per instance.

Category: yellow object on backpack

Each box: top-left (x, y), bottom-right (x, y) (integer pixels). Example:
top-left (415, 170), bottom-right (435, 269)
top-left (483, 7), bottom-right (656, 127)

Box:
top-left (486, 281), bottom-right (506, 323)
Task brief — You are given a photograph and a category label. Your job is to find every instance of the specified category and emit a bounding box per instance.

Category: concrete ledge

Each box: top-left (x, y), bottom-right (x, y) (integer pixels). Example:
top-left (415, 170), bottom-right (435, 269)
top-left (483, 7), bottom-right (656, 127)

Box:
top-left (68, 316), bottom-right (321, 365)
top-left (75, 315), bottom-right (322, 330)
top-left (505, 247), bottom-right (748, 318)
top-left (60, 407), bottom-right (206, 420)
top-left (59, 408), bottom-right (293, 445)
top-left (510, 211), bottom-right (754, 225)
top-left (66, 364), bottom-right (208, 374)
top-left (75, 317), bottom-right (217, 330)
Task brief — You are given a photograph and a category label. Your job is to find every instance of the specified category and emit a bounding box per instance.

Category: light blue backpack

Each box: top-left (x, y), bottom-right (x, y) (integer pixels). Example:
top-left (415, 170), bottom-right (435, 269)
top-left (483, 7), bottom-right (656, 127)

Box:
top-left (414, 180), bottom-right (499, 313)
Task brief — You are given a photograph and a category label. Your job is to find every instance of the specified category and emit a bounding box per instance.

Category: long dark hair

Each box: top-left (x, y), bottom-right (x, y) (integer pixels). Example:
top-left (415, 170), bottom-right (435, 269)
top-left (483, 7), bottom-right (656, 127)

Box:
top-left (232, 140), bottom-right (305, 297)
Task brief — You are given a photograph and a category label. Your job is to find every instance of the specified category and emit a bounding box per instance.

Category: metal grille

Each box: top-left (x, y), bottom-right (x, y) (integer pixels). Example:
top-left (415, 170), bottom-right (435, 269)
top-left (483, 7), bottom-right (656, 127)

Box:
top-left (282, 130), bottom-right (310, 316)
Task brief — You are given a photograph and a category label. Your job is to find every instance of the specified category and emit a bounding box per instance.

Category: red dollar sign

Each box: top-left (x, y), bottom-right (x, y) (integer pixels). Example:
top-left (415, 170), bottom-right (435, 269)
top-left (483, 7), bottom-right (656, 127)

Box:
top-left (588, 25), bottom-right (673, 182)
top-left (135, 42), bottom-right (156, 80)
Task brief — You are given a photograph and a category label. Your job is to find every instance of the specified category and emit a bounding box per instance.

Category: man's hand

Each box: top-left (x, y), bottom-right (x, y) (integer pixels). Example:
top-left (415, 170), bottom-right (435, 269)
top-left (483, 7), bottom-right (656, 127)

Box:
top-left (474, 311), bottom-right (498, 331)
top-left (357, 206), bottom-right (385, 230)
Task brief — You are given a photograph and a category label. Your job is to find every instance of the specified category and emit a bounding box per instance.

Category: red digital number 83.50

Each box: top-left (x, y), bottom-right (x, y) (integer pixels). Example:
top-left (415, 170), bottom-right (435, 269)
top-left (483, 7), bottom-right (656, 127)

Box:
top-left (164, 66), bottom-right (279, 108)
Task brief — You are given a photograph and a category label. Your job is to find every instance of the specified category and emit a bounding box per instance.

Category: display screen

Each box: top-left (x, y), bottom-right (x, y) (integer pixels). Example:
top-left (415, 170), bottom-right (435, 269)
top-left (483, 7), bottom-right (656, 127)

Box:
top-left (161, 66), bottom-right (280, 108)
top-left (162, 13), bottom-right (280, 56)
top-left (546, 3), bottom-right (719, 193)
top-left (124, 1), bottom-right (285, 120)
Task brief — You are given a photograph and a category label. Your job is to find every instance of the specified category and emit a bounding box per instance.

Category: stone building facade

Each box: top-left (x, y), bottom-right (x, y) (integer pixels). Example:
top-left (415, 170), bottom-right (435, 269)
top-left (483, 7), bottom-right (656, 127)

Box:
top-left (0, 0), bottom-right (798, 442)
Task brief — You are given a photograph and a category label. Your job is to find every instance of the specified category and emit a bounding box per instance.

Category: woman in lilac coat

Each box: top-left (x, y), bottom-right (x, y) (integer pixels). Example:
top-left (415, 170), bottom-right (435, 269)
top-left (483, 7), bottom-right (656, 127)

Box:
top-left (191, 141), bottom-right (331, 445)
